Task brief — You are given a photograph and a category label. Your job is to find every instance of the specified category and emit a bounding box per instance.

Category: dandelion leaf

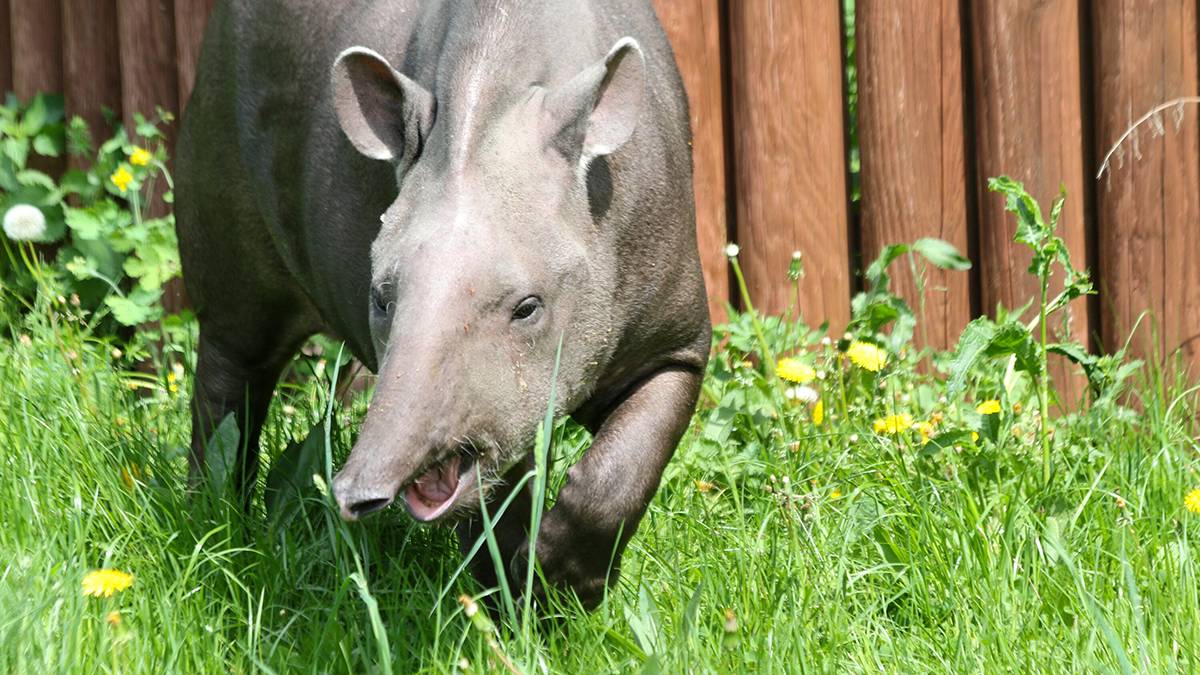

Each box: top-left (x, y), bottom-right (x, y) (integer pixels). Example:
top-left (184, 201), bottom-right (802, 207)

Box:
top-left (265, 421), bottom-right (327, 523)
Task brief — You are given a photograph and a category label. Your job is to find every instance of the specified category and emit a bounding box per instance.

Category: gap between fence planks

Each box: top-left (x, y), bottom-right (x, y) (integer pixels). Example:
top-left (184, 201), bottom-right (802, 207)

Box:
top-left (969, 0), bottom-right (1091, 404)
top-left (652, 0), bottom-right (731, 324)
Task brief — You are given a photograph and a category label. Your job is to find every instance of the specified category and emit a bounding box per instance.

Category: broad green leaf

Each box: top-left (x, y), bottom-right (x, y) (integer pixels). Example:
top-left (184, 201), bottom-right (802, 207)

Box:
top-left (912, 237), bottom-right (972, 270)
top-left (947, 317), bottom-right (998, 396)
top-left (1047, 342), bottom-right (1095, 368)
top-left (20, 94), bottom-right (46, 135)
top-left (864, 243), bottom-right (909, 291)
top-left (265, 421), bottom-right (326, 523)
top-left (204, 413), bottom-right (240, 497)
top-left (65, 207), bottom-right (105, 239)
top-left (4, 137), bottom-right (29, 167)
top-left (104, 289), bottom-right (161, 326)
top-left (32, 130), bottom-right (64, 157)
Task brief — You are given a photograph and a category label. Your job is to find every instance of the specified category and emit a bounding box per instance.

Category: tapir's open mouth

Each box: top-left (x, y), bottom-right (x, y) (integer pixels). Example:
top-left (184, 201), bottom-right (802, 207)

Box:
top-left (402, 445), bottom-right (476, 522)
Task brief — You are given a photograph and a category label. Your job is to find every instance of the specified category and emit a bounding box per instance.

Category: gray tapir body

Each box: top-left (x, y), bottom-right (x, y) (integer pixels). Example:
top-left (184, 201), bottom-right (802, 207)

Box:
top-left (176, 0), bottom-right (710, 606)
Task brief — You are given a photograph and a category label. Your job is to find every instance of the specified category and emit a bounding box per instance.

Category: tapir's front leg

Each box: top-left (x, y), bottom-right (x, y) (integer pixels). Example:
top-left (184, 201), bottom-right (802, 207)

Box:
top-left (533, 365), bottom-right (702, 608)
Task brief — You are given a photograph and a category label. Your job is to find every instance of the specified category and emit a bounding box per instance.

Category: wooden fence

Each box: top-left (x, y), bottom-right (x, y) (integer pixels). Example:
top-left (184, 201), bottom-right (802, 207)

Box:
top-left (2, 1), bottom-right (1199, 385)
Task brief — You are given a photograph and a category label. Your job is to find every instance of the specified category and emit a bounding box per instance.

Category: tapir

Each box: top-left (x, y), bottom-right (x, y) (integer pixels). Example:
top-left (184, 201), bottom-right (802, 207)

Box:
top-left (175, 0), bottom-right (710, 607)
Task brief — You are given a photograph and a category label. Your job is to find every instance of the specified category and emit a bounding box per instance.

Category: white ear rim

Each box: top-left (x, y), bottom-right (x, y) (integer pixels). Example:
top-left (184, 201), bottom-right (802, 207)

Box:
top-left (580, 37), bottom-right (646, 165)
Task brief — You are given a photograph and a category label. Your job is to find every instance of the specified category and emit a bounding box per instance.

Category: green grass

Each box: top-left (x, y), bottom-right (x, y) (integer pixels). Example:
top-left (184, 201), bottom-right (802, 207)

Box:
top-left (3, 290), bottom-right (1200, 673)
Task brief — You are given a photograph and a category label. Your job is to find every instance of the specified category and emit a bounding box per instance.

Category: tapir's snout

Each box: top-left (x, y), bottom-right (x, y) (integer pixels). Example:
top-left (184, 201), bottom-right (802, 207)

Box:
top-left (332, 467), bottom-right (397, 522)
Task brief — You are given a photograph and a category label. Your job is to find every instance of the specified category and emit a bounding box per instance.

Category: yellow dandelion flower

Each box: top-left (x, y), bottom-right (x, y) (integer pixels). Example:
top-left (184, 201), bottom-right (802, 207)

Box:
top-left (846, 341), bottom-right (888, 372)
top-left (873, 413), bottom-right (914, 435)
top-left (1012, 402), bottom-right (1023, 414)
top-left (914, 421), bottom-right (935, 444)
top-left (168, 383), bottom-right (179, 394)
top-left (167, 372), bottom-right (177, 384)
top-left (776, 358), bottom-right (816, 384)
top-left (971, 431), bottom-right (980, 442)
top-left (694, 479), bottom-right (714, 493)
top-left (82, 569), bottom-right (134, 598)
top-left (830, 488), bottom-right (842, 499)
top-left (812, 399), bottom-right (825, 426)
top-left (1186, 488), bottom-right (1200, 514)
top-left (105, 610), bottom-right (122, 627)
top-left (129, 146), bottom-right (152, 166)
top-left (976, 400), bottom-right (1002, 415)
top-left (110, 166), bottom-right (133, 193)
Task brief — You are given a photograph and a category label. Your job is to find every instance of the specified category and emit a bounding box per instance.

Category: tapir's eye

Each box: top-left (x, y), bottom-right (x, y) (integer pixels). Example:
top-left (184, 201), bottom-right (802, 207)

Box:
top-left (370, 287), bottom-right (389, 316)
top-left (511, 296), bottom-right (543, 323)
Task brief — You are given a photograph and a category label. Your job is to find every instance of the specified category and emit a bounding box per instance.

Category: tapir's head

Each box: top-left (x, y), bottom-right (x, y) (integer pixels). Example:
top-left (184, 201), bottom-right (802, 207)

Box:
top-left (328, 38), bottom-right (645, 522)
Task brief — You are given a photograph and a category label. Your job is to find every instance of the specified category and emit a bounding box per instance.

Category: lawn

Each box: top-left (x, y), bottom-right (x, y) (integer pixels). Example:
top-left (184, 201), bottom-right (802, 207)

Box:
top-left (3, 224), bottom-right (1200, 673)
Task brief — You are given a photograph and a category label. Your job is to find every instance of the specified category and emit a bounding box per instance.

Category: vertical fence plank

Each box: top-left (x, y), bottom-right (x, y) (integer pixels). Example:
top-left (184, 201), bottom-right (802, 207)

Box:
top-left (969, 0), bottom-right (1091, 403)
top-left (173, 0), bottom-right (214, 112)
top-left (1093, 0), bottom-right (1200, 368)
top-left (652, 0), bottom-right (730, 322)
top-left (117, 0), bottom-right (183, 311)
top-left (9, 0), bottom-right (61, 98)
top-left (116, 0), bottom-right (180, 128)
top-left (62, 0), bottom-right (122, 142)
top-left (857, 0), bottom-right (971, 350)
top-left (727, 1), bottom-right (850, 323)
top-left (0, 0), bottom-right (11, 95)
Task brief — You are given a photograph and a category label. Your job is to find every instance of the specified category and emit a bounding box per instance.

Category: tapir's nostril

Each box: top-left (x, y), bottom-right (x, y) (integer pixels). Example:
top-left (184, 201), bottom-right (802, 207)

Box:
top-left (348, 497), bottom-right (392, 519)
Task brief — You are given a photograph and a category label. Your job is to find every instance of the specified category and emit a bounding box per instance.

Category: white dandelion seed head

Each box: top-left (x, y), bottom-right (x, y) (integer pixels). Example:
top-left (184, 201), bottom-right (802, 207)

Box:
top-left (791, 385), bottom-right (819, 404)
top-left (724, 243), bottom-right (740, 258)
top-left (791, 250), bottom-right (802, 261)
top-left (849, 433), bottom-right (860, 444)
top-left (821, 337), bottom-right (832, 346)
top-left (3, 204), bottom-right (47, 241)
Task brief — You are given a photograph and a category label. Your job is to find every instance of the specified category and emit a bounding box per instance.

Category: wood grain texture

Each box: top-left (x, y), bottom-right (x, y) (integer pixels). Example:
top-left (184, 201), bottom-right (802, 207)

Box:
top-left (726, 0), bottom-right (850, 324)
top-left (856, 0), bottom-right (970, 350)
top-left (116, 0), bottom-right (179, 134)
top-left (1093, 0), bottom-right (1200, 368)
top-left (62, 0), bottom-right (121, 141)
top-left (651, 0), bottom-right (730, 322)
top-left (117, 0), bottom-right (183, 311)
top-left (9, 0), bottom-right (61, 97)
top-left (173, 0), bottom-right (214, 112)
top-left (0, 0), bottom-right (11, 95)
top-left (969, 0), bottom-right (1090, 403)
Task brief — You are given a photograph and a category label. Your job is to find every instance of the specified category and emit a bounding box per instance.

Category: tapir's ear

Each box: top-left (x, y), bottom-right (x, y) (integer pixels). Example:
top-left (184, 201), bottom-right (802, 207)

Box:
top-left (332, 47), bottom-right (435, 163)
top-left (543, 37), bottom-right (645, 163)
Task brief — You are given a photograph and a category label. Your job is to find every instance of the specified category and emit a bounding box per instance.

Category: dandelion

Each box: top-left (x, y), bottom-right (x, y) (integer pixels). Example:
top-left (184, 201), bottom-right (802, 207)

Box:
top-left (3, 203), bottom-right (47, 241)
top-left (914, 421), bottom-right (935, 444)
top-left (873, 413), bottom-right (914, 435)
top-left (848, 433), bottom-right (859, 444)
top-left (785, 385), bottom-right (819, 404)
top-left (830, 488), bottom-right (842, 499)
top-left (976, 400), bottom-right (1002, 415)
top-left (777, 358), bottom-right (816, 384)
top-left (1012, 401), bottom-right (1023, 414)
top-left (724, 243), bottom-right (740, 258)
top-left (1186, 488), bottom-right (1200, 514)
top-left (846, 341), bottom-right (888, 372)
top-left (812, 399), bottom-right (825, 426)
top-left (166, 372), bottom-right (177, 384)
top-left (695, 479), bottom-right (714, 493)
top-left (82, 569), bottom-right (134, 598)
top-left (129, 146), bottom-right (152, 166)
top-left (110, 165), bottom-right (133, 193)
